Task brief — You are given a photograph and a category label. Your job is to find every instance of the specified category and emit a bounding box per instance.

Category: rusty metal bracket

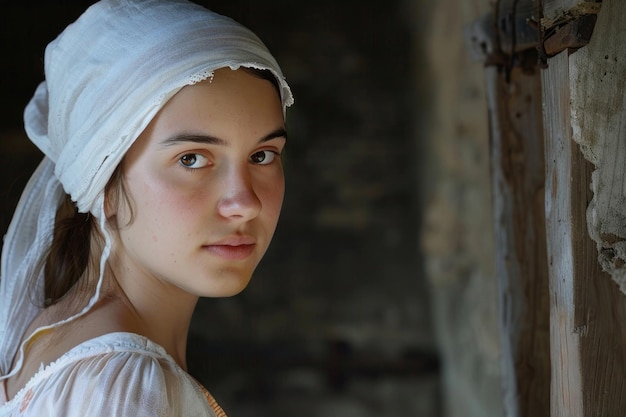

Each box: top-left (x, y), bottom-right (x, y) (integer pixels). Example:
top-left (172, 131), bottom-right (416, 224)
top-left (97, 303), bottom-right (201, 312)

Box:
top-left (542, 11), bottom-right (599, 56)
top-left (465, 0), bottom-right (540, 68)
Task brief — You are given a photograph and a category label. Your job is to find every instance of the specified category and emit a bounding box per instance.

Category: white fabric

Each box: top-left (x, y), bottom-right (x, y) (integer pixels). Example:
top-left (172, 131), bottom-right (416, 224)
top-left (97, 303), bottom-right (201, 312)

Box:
top-left (0, 332), bottom-right (222, 416)
top-left (0, 0), bottom-right (292, 406)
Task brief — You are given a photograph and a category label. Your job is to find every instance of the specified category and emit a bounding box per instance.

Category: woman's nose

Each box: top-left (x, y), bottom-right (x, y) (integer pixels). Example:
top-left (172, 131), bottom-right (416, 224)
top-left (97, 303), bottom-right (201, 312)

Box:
top-left (216, 165), bottom-right (262, 221)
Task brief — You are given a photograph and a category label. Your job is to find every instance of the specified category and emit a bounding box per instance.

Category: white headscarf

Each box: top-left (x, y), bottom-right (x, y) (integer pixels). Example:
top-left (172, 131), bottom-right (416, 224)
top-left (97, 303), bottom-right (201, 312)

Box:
top-left (0, 0), bottom-right (293, 377)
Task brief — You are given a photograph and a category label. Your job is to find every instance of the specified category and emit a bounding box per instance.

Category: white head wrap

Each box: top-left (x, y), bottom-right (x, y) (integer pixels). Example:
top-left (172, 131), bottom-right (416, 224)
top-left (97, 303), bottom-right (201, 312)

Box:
top-left (0, 0), bottom-right (293, 377)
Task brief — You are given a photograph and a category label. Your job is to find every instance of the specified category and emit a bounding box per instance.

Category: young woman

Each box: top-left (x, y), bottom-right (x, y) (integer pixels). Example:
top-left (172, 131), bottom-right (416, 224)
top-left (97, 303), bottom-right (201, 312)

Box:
top-left (0, 1), bottom-right (293, 415)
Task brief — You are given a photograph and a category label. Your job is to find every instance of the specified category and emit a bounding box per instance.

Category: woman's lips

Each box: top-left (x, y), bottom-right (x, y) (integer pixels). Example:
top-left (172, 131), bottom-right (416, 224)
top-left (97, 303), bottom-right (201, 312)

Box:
top-left (203, 237), bottom-right (256, 260)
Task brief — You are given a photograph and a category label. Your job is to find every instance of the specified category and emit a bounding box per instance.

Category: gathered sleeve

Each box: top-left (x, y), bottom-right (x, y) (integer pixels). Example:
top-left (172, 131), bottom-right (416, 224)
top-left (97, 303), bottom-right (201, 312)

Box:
top-left (8, 348), bottom-right (220, 417)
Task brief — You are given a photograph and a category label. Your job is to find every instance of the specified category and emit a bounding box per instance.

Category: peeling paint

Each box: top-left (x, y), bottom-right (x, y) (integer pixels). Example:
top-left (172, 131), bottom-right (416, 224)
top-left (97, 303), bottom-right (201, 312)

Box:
top-left (569, 0), bottom-right (626, 292)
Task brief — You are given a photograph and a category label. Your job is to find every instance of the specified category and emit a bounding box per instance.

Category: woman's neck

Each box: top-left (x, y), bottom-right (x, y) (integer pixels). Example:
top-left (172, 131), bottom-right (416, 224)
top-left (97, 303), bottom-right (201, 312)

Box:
top-left (102, 262), bottom-right (199, 370)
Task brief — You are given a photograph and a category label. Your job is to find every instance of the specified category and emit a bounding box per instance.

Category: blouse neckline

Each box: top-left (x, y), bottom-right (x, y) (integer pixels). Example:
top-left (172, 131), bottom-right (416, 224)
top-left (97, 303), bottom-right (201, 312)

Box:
top-left (0, 332), bottom-right (177, 408)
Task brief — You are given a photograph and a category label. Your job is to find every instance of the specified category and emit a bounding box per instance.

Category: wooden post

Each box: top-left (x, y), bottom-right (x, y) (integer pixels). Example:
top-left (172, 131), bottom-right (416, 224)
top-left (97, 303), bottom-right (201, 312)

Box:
top-left (542, 50), bottom-right (585, 417)
top-left (542, 0), bottom-right (626, 415)
top-left (469, 0), bottom-right (626, 415)
top-left (486, 63), bottom-right (550, 417)
top-left (543, 48), bottom-right (626, 417)
top-left (468, 1), bottom-right (551, 415)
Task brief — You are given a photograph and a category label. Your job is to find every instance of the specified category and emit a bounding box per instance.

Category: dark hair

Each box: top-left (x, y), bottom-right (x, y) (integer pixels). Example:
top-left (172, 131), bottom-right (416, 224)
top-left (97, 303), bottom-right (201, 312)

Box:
top-left (242, 67), bottom-right (281, 97)
top-left (43, 195), bottom-right (94, 306)
top-left (42, 165), bottom-right (127, 307)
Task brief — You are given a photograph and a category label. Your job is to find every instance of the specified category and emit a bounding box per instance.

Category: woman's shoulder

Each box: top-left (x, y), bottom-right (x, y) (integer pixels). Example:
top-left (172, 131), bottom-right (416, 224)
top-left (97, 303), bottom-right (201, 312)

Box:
top-left (1, 332), bottom-right (220, 417)
top-left (61, 331), bottom-right (172, 359)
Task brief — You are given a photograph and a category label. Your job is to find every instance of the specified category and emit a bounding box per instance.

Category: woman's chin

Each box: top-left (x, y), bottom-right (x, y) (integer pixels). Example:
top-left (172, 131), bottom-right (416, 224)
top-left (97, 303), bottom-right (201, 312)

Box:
top-left (198, 273), bottom-right (254, 298)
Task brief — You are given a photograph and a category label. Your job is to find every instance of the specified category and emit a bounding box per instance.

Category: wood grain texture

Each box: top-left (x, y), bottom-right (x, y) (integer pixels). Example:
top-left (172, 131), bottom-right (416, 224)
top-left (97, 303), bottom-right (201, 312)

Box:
top-left (486, 65), bottom-right (550, 417)
top-left (568, 2), bottom-right (626, 415)
top-left (543, 50), bottom-right (584, 417)
top-left (544, 48), bottom-right (626, 417)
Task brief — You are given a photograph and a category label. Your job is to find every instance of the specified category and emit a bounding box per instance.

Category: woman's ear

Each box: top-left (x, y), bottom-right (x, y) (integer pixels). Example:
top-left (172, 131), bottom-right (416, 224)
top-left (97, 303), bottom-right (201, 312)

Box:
top-left (104, 190), bottom-right (117, 220)
top-left (103, 166), bottom-right (134, 228)
top-left (104, 166), bottom-right (124, 221)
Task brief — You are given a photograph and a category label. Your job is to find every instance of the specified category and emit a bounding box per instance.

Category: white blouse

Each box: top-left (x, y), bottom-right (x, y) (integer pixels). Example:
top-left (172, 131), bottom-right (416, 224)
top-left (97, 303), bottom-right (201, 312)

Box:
top-left (0, 332), bottom-right (226, 417)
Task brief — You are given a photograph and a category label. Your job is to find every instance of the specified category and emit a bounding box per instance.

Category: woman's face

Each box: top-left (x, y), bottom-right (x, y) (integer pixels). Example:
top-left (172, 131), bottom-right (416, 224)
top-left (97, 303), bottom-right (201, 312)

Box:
top-left (108, 68), bottom-right (286, 299)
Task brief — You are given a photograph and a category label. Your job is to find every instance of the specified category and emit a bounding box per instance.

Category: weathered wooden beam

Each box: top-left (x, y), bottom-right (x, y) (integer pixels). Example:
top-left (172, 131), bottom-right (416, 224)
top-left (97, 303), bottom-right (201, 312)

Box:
top-left (542, 50), bottom-right (585, 417)
top-left (465, 3), bottom-right (568, 417)
top-left (466, 1), bottom-right (626, 416)
top-left (543, 46), bottom-right (626, 417)
top-left (540, 1), bottom-right (626, 416)
top-left (485, 64), bottom-right (550, 417)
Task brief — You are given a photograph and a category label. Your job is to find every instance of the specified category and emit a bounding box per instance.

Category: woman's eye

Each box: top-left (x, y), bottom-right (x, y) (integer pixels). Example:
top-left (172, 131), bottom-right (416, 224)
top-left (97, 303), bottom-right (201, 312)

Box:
top-left (179, 153), bottom-right (209, 169)
top-left (250, 150), bottom-right (277, 165)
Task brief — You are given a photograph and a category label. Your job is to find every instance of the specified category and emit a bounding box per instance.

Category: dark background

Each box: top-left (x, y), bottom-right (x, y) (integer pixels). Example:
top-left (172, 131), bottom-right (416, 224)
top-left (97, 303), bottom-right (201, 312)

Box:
top-left (0, 2), bottom-right (440, 415)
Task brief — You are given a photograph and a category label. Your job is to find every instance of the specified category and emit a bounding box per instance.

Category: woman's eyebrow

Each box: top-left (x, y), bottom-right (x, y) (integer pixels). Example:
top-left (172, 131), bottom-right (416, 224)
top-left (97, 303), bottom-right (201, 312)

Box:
top-left (260, 127), bottom-right (288, 143)
top-left (160, 134), bottom-right (226, 147)
top-left (160, 127), bottom-right (287, 147)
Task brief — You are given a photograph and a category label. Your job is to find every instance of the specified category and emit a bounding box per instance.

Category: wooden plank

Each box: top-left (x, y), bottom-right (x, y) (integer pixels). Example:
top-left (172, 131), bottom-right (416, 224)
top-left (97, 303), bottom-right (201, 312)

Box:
top-left (470, 0), bottom-right (626, 415)
top-left (485, 63), bottom-right (550, 417)
top-left (543, 48), bottom-right (626, 417)
top-left (567, 0), bottom-right (626, 415)
top-left (542, 49), bottom-right (585, 417)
